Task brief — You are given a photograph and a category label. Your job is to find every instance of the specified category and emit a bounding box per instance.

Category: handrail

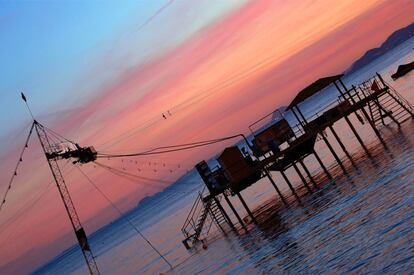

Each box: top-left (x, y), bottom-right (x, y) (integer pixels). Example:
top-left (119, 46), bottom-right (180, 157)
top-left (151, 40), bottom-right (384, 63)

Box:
top-left (181, 189), bottom-right (205, 236)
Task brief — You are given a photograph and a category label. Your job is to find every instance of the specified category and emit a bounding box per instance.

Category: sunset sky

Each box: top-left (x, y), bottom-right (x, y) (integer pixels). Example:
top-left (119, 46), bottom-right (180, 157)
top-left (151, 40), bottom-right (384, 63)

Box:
top-left (0, 0), bottom-right (413, 272)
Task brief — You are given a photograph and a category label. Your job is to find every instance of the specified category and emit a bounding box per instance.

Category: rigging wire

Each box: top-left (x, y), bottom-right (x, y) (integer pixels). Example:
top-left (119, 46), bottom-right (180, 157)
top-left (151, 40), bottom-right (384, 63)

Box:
top-left (99, 135), bottom-right (239, 155)
top-left (0, 122), bottom-right (35, 212)
top-left (96, 48), bottom-right (286, 151)
top-left (99, 141), bottom-right (221, 157)
top-left (0, 180), bottom-right (52, 232)
top-left (94, 162), bottom-right (202, 197)
top-left (42, 124), bottom-right (77, 145)
top-left (0, 182), bottom-right (52, 247)
top-left (94, 162), bottom-right (171, 187)
top-left (76, 166), bottom-right (173, 269)
top-left (97, 134), bottom-right (243, 158)
top-left (0, 160), bottom-right (73, 249)
top-left (98, 117), bottom-right (163, 151)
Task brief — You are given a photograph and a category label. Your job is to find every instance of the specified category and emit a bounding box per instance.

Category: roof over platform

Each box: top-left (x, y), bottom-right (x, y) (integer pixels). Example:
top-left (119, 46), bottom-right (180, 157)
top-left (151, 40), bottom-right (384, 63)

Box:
top-left (287, 74), bottom-right (344, 110)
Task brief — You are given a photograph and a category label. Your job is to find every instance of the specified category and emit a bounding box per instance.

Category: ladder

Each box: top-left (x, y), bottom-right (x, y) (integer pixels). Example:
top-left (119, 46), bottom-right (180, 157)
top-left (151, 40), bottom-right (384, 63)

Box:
top-left (181, 192), bottom-right (231, 249)
top-left (208, 198), bottom-right (229, 234)
top-left (359, 77), bottom-right (414, 128)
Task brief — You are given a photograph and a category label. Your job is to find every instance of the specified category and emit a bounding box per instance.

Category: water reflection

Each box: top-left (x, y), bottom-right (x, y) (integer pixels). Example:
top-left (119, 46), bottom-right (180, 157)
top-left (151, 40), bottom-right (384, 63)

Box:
top-left (180, 120), bottom-right (414, 274)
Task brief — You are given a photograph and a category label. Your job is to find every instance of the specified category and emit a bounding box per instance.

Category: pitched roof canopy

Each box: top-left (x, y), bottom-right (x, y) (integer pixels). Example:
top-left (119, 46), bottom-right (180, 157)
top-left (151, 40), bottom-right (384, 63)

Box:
top-left (287, 74), bottom-right (344, 110)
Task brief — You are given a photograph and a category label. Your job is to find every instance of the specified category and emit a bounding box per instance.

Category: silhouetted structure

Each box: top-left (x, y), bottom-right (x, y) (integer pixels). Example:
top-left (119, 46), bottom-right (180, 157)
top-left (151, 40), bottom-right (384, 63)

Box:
top-left (181, 73), bottom-right (414, 249)
top-left (34, 121), bottom-right (100, 274)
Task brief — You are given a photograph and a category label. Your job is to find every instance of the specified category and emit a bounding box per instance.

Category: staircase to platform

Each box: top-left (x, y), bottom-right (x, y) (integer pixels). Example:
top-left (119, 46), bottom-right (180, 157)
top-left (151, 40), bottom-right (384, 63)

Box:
top-left (358, 77), bottom-right (414, 128)
top-left (181, 190), bottom-right (230, 249)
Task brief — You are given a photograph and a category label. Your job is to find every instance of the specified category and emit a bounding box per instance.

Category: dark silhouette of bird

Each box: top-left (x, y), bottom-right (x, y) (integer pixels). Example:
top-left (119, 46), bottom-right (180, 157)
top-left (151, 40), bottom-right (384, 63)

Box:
top-left (162, 113), bottom-right (167, 119)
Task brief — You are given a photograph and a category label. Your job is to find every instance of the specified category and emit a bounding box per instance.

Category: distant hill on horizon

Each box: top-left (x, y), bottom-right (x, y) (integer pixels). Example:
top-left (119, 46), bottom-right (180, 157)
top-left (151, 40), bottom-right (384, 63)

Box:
top-left (347, 22), bottom-right (414, 74)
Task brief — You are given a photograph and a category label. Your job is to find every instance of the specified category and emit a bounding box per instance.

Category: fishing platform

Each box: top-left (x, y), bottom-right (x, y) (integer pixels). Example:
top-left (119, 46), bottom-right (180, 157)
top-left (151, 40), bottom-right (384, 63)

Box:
top-left (181, 73), bottom-right (414, 249)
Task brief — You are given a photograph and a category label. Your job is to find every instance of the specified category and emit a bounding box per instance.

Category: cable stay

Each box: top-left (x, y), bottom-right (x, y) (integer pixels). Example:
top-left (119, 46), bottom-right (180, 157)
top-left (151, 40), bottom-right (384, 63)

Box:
top-left (0, 122), bottom-right (35, 212)
top-left (76, 167), bottom-right (173, 269)
top-left (0, 181), bottom-right (52, 248)
top-left (0, 161), bottom-right (73, 233)
top-left (97, 134), bottom-right (244, 159)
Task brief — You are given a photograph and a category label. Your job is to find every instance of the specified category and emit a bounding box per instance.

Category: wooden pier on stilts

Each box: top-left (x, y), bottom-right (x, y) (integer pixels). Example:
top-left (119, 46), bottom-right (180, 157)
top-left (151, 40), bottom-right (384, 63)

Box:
top-left (181, 73), bottom-right (414, 249)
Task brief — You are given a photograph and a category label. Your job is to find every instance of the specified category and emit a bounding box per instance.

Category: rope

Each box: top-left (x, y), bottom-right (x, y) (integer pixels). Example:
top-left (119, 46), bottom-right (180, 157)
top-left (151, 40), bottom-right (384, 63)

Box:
top-left (0, 122), bottom-right (35, 212)
top-left (94, 162), bottom-right (171, 186)
top-left (97, 134), bottom-right (242, 158)
top-left (76, 167), bottom-right (173, 269)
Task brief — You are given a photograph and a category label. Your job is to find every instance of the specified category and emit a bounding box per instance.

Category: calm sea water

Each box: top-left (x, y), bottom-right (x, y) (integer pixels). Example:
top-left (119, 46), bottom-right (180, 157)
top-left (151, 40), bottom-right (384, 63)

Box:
top-left (35, 38), bottom-right (414, 274)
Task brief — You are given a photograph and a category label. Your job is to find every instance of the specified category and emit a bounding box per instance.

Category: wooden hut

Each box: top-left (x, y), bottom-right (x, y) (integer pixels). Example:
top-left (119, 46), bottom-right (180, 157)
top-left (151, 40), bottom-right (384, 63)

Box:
top-left (217, 146), bottom-right (261, 193)
top-left (252, 118), bottom-right (295, 156)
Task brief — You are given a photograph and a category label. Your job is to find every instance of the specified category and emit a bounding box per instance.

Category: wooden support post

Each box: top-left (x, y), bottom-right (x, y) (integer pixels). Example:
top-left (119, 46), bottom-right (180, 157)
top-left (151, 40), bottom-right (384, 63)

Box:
top-left (339, 79), bottom-right (386, 146)
top-left (312, 150), bottom-right (333, 179)
top-left (374, 98), bottom-right (386, 126)
top-left (358, 86), bottom-right (368, 98)
top-left (223, 193), bottom-right (246, 230)
top-left (292, 108), bottom-right (305, 129)
top-left (328, 125), bottom-right (356, 166)
top-left (350, 84), bottom-right (363, 102)
top-left (334, 81), bottom-right (347, 99)
top-left (367, 100), bottom-right (375, 124)
top-left (344, 115), bottom-right (371, 157)
top-left (292, 162), bottom-right (313, 193)
top-left (298, 160), bottom-right (318, 189)
top-left (264, 169), bottom-right (288, 206)
top-left (280, 170), bottom-right (301, 201)
top-left (236, 193), bottom-right (257, 224)
top-left (182, 239), bottom-right (191, 250)
top-left (321, 134), bottom-right (347, 173)
top-left (359, 107), bottom-right (387, 146)
top-left (295, 106), bottom-right (308, 124)
top-left (375, 73), bottom-right (389, 90)
top-left (213, 197), bottom-right (236, 232)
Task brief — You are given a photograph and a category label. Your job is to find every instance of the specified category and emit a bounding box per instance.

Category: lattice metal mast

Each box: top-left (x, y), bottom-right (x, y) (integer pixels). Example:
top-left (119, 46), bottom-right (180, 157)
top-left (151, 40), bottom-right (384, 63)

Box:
top-left (33, 120), bottom-right (100, 275)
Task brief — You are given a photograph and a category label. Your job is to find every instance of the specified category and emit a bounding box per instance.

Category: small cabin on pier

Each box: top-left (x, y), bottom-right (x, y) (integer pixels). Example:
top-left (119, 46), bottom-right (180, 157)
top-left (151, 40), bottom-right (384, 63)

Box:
top-left (252, 118), bottom-right (295, 156)
top-left (195, 146), bottom-right (262, 195)
top-left (217, 146), bottom-right (262, 193)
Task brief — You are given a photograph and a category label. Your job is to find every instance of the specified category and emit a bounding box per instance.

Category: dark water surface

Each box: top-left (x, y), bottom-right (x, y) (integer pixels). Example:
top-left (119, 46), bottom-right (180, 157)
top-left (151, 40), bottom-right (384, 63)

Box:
top-left (170, 121), bottom-right (414, 274)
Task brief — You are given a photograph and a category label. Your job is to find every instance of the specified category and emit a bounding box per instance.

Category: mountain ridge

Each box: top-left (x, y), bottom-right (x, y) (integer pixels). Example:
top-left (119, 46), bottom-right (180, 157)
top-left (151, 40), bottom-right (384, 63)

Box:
top-left (347, 21), bottom-right (414, 74)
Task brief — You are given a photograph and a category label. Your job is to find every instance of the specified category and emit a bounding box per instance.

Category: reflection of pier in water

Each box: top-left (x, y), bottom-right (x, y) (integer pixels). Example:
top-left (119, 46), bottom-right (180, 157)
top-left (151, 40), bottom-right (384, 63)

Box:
top-left (181, 73), bottom-right (414, 249)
